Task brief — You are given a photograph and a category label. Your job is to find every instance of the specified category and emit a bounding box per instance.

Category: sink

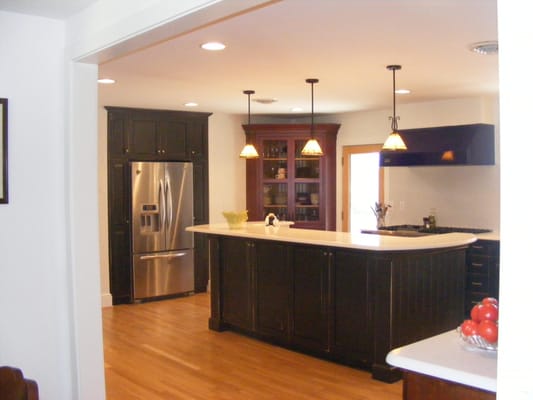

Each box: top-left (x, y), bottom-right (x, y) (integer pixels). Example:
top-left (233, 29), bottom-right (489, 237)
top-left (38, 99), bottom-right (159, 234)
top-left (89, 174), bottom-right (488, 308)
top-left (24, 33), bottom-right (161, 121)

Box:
top-left (360, 229), bottom-right (432, 237)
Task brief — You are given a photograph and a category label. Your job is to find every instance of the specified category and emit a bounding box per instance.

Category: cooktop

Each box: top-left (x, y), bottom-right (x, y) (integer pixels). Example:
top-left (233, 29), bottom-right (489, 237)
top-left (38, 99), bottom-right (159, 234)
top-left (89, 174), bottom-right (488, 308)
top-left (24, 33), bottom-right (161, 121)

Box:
top-left (380, 225), bottom-right (492, 234)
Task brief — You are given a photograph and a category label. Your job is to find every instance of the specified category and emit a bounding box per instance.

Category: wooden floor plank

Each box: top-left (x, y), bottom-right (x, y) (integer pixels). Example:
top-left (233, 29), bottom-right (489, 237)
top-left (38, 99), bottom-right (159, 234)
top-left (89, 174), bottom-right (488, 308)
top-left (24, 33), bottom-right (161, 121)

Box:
top-left (103, 293), bottom-right (402, 399)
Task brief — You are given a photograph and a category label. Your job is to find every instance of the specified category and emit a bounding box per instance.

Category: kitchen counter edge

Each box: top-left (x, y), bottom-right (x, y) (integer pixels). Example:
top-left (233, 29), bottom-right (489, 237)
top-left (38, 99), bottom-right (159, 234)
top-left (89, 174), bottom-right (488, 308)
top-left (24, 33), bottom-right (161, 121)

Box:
top-left (186, 223), bottom-right (477, 251)
top-left (386, 330), bottom-right (497, 392)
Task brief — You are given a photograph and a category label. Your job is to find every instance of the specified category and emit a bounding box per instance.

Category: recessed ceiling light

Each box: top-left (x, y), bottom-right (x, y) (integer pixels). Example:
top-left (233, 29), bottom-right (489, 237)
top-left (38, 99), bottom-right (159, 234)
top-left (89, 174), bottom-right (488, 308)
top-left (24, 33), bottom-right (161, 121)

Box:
top-left (469, 41), bottom-right (498, 55)
top-left (184, 102), bottom-right (198, 107)
top-left (98, 78), bottom-right (115, 84)
top-left (253, 98), bottom-right (278, 104)
top-left (395, 89), bottom-right (411, 94)
top-left (291, 107), bottom-right (303, 112)
top-left (201, 42), bottom-right (226, 51)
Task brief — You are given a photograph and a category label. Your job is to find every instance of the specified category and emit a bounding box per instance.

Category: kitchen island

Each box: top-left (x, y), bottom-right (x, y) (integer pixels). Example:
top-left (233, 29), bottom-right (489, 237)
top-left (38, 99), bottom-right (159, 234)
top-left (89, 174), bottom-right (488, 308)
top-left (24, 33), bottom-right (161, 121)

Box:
top-left (186, 223), bottom-right (477, 382)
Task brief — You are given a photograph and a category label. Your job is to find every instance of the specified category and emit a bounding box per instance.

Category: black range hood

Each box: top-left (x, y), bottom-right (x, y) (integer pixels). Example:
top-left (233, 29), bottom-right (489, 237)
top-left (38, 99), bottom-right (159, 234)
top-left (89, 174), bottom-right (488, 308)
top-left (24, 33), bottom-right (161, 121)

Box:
top-left (380, 123), bottom-right (495, 166)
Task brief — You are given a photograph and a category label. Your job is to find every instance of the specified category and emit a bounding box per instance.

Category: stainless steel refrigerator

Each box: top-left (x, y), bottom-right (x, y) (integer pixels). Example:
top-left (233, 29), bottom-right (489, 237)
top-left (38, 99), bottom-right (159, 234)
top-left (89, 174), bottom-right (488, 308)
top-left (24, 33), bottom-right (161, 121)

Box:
top-left (131, 161), bottom-right (194, 300)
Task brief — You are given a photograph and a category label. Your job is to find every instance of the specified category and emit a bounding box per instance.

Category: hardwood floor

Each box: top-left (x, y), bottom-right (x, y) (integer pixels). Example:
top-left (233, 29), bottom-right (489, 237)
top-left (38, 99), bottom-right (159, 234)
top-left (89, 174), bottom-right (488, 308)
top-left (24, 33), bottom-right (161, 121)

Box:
top-left (103, 293), bottom-right (402, 400)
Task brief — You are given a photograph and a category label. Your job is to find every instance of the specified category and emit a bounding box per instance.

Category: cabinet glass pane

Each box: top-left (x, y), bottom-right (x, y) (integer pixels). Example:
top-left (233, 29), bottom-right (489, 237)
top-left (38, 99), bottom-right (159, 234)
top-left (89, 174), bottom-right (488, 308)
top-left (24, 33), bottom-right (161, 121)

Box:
top-left (295, 159), bottom-right (320, 178)
top-left (263, 140), bottom-right (288, 179)
top-left (263, 160), bottom-right (288, 179)
top-left (295, 182), bottom-right (319, 222)
top-left (263, 183), bottom-right (288, 220)
top-left (295, 140), bottom-right (320, 178)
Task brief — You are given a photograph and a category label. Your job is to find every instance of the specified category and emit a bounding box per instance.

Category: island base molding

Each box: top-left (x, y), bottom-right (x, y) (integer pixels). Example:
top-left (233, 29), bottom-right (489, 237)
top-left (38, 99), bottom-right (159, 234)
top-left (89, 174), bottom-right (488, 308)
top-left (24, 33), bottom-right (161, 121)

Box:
top-left (372, 364), bottom-right (403, 383)
top-left (204, 234), bottom-right (468, 383)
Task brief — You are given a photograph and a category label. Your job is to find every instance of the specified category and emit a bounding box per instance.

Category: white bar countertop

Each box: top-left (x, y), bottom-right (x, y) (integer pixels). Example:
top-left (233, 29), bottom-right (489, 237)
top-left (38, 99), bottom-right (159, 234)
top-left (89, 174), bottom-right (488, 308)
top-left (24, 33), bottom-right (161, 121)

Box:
top-left (386, 330), bottom-right (497, 392)
top-left (186, 222), bottom-right (477, 252)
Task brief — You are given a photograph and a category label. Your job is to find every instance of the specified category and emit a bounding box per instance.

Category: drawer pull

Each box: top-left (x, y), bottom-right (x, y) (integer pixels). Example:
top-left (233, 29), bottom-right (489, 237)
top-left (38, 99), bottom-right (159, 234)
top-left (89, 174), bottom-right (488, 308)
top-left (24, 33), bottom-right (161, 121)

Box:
top-left (471, 282), bottom-right (483, 286)
top-left (471, 262), bottom-right (484, 267)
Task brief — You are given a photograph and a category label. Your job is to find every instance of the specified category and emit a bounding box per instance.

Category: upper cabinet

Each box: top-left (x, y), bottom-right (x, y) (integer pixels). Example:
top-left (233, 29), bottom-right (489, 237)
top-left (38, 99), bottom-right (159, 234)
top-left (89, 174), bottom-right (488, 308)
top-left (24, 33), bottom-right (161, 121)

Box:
top-left (244, 124), bottom-right (339, 231)
top-left (106, 106), bottom-right (211, 161)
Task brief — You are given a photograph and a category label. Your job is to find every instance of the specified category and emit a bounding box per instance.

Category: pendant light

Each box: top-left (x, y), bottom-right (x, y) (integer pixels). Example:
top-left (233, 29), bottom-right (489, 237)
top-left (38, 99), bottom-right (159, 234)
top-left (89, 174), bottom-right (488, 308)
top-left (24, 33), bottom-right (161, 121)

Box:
top-left (301, 78), bottom-right (324, 156)
top-left (239, 90), bottom-right (259, 159)
top-left (382, 65), bottom-right (407, 151)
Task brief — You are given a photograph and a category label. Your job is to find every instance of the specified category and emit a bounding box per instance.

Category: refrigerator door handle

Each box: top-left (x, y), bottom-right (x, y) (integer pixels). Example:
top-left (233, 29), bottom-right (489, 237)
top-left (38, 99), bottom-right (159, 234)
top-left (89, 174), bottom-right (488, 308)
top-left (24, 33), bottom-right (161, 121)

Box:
top-left (139, 252), bottom-right (187, 261)
top-left (159, 178), bottom-right (166, 229)
top-left (165, 177), bottom-right (172, 230)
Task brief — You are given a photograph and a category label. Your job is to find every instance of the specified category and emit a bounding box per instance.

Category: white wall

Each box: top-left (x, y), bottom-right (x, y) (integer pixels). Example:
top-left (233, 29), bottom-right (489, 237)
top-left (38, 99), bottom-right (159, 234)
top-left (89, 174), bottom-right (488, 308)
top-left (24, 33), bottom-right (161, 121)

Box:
top-left (497, 3), bottom-right (533, 398)
top-left (334, 96), bottom-right (500, 230)
top-left (207, 113), bottom-right (247, 222)
top-left (0, 11), bottom-right (75, 399)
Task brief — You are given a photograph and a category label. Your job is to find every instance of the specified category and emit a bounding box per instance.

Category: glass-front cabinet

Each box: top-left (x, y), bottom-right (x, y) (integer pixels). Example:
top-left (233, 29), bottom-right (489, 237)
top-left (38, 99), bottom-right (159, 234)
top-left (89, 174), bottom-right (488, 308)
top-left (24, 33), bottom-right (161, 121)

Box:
top-left (244, 124), bottom-right (340, 230)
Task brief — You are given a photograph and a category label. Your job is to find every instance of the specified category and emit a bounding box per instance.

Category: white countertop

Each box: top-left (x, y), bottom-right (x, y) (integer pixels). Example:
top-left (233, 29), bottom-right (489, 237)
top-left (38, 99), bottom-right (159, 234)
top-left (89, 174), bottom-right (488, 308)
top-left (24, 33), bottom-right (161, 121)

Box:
top-left (186, 222), bottom-right (477, 252)
top-left (386, 330), bottom-right (497, 392)
top-left (475, 231), bottom-right (500, 241)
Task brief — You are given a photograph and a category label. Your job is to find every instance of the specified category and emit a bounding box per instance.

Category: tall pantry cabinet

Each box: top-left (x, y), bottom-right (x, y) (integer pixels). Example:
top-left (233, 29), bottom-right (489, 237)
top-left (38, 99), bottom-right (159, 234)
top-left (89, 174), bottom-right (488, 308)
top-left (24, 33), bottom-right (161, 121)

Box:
top-left (106, 106), bottom-right (211, 304)
top-left (244, 124), bottom-right (339, 231)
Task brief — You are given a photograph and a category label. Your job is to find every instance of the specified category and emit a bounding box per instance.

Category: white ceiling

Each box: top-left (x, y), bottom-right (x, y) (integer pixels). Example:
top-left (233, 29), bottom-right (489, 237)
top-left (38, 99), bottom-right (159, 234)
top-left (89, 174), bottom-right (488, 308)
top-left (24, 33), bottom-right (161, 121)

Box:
top-left (1, 0), bottom-right (499, 116)
top-left (0, 0), bottom-right (96, 19)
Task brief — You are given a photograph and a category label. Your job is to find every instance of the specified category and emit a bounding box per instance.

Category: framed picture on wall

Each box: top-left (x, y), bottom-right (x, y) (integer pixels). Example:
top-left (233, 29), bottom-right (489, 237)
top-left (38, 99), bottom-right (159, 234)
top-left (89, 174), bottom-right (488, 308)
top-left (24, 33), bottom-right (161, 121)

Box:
top-left (1, 98), bottom-right (7, 204)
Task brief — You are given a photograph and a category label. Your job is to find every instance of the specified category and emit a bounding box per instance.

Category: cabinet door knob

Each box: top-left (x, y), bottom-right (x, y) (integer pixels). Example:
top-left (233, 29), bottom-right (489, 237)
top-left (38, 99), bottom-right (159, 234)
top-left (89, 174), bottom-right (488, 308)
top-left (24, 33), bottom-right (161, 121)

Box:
top-left (161, 149), bottom-right (165, 154)
top-left (125, 148), bottom-right (129, 153)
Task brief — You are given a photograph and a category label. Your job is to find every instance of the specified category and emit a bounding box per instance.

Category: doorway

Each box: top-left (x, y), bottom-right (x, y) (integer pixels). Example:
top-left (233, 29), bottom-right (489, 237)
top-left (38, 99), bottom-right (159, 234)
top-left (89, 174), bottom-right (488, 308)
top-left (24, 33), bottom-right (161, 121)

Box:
top-left (342, 144), bottom-right (384, 232)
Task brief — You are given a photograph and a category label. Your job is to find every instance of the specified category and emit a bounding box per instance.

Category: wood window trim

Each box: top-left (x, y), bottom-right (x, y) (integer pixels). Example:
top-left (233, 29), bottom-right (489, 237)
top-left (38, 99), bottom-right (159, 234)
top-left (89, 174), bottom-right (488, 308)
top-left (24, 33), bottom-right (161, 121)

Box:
top-left (341, 144), bottom-right (384, 232)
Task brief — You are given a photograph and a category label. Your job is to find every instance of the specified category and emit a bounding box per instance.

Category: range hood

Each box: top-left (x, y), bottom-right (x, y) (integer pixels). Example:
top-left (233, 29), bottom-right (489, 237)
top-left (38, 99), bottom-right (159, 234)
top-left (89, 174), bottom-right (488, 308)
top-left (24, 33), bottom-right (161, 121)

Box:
top-left (380, 123), bottom-right (495, 166)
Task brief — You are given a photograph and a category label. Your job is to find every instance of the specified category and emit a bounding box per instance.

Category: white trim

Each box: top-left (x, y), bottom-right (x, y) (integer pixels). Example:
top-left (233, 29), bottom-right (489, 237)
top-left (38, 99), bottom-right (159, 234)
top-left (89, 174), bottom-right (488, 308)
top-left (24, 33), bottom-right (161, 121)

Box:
top-left (101, 293), bottom-right (113, 308)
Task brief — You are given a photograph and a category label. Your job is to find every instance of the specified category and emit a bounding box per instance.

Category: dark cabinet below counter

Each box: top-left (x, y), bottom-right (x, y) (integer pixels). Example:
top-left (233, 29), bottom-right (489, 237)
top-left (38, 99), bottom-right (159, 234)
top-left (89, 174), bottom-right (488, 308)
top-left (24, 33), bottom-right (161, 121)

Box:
top-left (465, 240), bottom-right (500, 315)
top-left (205, 234), bottom-right (468, 383)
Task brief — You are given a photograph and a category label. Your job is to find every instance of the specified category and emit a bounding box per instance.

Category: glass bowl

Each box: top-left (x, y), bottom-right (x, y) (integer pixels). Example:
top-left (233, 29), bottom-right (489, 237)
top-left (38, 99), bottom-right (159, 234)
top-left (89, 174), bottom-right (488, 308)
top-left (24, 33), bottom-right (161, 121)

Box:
top-left (457, 327), bottom-right (497, 351)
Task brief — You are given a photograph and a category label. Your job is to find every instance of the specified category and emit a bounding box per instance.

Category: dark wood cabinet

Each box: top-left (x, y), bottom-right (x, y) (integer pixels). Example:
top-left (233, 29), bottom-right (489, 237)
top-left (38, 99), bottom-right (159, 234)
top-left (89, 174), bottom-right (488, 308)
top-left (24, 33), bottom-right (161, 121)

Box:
top-left (220, 237), bottom-right (254, 330)
top-left (465, 240), bottom-right (500, 314)
top-left (206, 234), bottom-right (467, 382)
top-left (291, 246), bottom-right (331, 353)
top-left (107, 160), bottom-right (132, 304)
top-left (255, 241), bottom-right (290, 342)
top-left (244, 124), bottom-right (339, 230)
top-left (333, 250), bottom-right (372, 366)
top-left (106, 106), bottom-right (211, 304)
top-left (109, 108), bottom-right (189, 159)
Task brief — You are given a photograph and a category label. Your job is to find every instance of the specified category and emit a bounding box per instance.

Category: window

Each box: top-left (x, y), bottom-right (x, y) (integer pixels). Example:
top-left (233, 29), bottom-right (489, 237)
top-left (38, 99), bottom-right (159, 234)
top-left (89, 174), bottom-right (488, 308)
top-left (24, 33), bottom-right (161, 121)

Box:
top-left (342, 144), bottom-right (384, 232)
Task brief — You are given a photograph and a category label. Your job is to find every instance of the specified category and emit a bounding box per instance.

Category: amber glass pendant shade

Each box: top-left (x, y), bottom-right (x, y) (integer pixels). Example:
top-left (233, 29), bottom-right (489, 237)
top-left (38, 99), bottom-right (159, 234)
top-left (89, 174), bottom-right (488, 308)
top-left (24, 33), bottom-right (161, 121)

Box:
top-left (382, 131), bottom-right (407, 150)
top-left (301, 138), bottom-right (324, 156)
top-left (239, 144), bottom-right (259, 158)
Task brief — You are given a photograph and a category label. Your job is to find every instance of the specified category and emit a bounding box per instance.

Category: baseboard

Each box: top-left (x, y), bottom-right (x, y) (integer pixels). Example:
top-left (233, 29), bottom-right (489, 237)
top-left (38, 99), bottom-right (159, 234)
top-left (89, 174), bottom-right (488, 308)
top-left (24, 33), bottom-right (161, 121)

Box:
top-left (101, 292), bottom-right (113, 308)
